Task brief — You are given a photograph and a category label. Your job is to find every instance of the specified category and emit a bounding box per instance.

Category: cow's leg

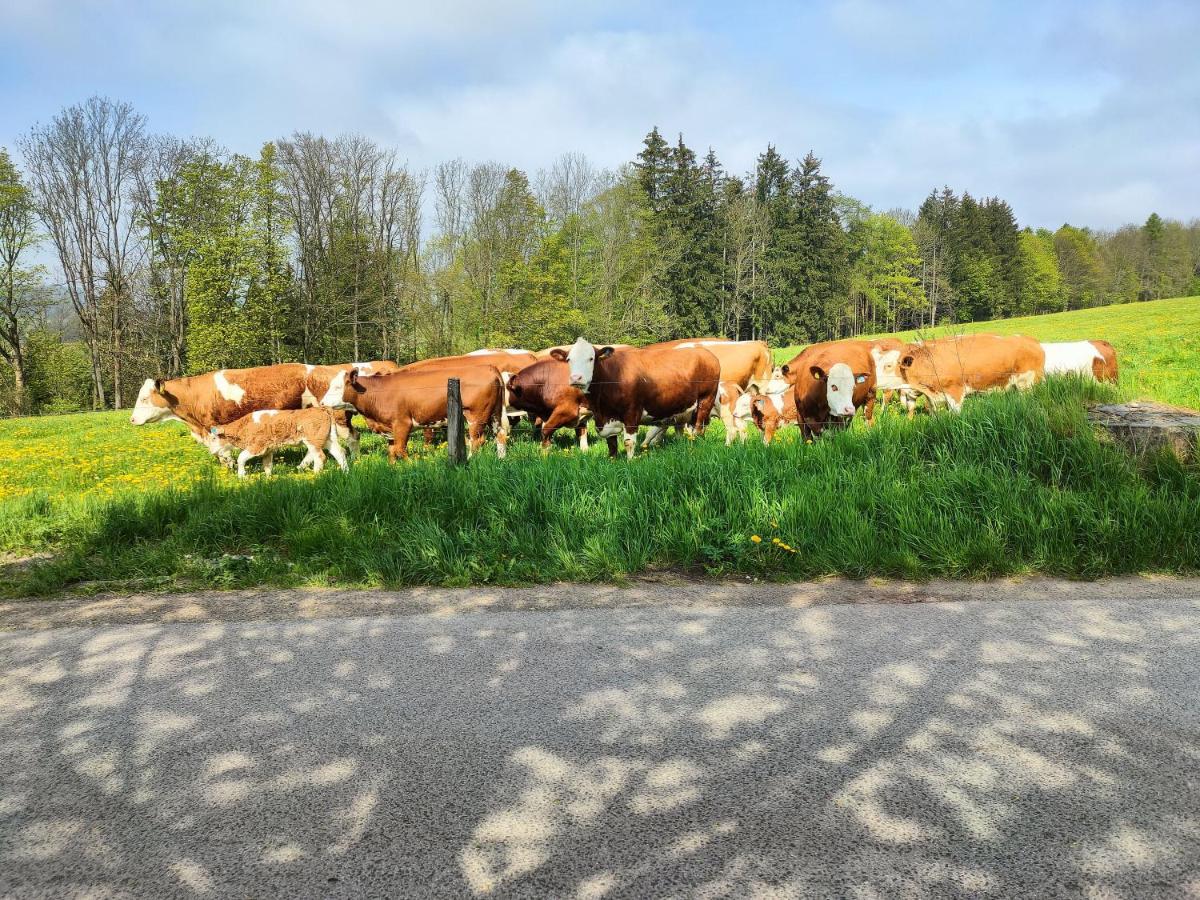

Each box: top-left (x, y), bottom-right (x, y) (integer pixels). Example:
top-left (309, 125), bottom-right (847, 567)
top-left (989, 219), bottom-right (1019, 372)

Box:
top-left (576, 422), bottom-right (589, 452)
top-left (236, 449), bottom-right (255, 478)
top-left (864, 392), bottom-right (876, 426)
top-left (693, 389), bottom-right (717, 437)
top-left (262, 450), bottom-right (274, 476)
top-left (541, 405), bottom-right (579, 451)
top-left (644, 425), bottom-right (667, 447)
top-left (622, 415), bottom-right (642, 459)
top-left (390, 421), bottom-right (412, 462)
top-left (423, 427), bottom-right (435, 446)
top-left (304, 441), bottom-right (326, 473)
top-left (467, 418), bottom-right (486, 458)
top-left (325, 432), bottom-right (349, 471)
top-left (596, 417), bottom-right (624, 459)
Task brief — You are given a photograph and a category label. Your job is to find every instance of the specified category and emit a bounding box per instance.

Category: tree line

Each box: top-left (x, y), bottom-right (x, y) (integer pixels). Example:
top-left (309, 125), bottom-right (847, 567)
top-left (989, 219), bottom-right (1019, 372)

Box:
top-left (2, 96), bottom-right (1198, 414)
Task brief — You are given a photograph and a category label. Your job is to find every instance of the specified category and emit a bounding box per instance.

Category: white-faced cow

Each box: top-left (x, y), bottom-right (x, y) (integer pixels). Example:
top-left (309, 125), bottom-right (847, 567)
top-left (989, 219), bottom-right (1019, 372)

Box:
top-left (552, 338), bottom-right (720, 459)
top-left (779, 340), bottom-right (877, 439)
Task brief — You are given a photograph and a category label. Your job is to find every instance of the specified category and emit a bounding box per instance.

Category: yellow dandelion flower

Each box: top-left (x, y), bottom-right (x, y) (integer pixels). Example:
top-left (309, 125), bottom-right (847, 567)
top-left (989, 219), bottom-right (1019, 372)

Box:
top-left (750, 535), bottom-right (762, 543)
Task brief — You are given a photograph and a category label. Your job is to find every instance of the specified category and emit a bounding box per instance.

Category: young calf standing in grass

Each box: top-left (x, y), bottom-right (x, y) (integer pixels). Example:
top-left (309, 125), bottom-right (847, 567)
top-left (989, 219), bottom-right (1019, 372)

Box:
top-left (213, 409), bottom-right (348, 478)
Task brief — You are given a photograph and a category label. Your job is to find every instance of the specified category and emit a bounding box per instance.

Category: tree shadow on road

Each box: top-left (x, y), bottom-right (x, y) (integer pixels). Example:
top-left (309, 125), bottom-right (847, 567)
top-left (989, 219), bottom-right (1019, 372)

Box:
top-left (1, 592), bottom-right (1198, 897)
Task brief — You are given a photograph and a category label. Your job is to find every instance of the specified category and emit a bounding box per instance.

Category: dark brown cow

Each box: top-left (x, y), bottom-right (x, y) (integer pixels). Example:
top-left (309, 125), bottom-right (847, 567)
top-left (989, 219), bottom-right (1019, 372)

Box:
top-left (131, 363), bottom-right (355, 466)
top-left (555, 338), bottom-right (720, 459)
top-left (320, 365), bottom-right (508, 462)
top-left (507, 358), bottom-right (591, 451)
top-left (779, 340), bottom-right (877, 439)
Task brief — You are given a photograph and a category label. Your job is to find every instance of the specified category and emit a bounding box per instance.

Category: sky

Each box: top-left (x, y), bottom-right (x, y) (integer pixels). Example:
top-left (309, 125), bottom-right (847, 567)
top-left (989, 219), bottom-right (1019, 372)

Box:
top-left (1, 0), bottom-right (1197, 230)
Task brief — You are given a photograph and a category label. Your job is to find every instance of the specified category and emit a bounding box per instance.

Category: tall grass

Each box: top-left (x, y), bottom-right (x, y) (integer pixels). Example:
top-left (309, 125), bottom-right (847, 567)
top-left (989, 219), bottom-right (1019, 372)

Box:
top-left (6, 376), bottom-right (1199, 597)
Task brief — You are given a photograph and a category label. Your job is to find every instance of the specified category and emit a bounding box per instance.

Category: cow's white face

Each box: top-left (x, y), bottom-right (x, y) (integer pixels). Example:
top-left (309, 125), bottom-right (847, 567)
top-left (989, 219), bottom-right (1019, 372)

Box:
top-left (822, 362), bottom-right (859, 417)
top-left (871, 348), bottom-right (905, 390)
top-left (319, 370), bottom-right (350, 408)
top-left (563, 337), bottom-right (600, 391)
top-left (130, 378), bottom-right (177, 425)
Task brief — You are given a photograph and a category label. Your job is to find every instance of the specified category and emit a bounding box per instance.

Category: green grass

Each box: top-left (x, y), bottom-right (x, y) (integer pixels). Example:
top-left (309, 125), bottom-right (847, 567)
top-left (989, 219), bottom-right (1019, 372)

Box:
top-left (2, 377), bottom-right (1199, 597)
top-left (2, 295), bottom-right (1199, 597)
top-left (776, 295), bottom-right (1200, 408)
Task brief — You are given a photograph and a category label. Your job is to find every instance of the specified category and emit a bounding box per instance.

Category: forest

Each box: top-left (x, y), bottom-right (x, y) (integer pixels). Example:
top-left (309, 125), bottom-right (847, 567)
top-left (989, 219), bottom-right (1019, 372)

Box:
top-left (2, 96), bottom-right (1198, 415)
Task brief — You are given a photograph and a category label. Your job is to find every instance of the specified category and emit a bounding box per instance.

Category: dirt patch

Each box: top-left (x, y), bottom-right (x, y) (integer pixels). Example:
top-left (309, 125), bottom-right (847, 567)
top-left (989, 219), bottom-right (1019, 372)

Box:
top-left (1, 573), bottom-right (1197, 631)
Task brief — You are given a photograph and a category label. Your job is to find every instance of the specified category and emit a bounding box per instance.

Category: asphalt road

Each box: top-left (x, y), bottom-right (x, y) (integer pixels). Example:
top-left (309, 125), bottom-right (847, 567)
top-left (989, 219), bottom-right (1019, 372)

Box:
top-left (2, 584), bottom-right (1198, 898)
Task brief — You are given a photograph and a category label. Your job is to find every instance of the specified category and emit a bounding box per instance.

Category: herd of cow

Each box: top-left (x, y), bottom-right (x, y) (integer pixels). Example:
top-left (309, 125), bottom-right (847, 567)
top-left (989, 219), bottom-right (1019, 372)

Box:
top-left (129, 333), bottom-right (1118, 476)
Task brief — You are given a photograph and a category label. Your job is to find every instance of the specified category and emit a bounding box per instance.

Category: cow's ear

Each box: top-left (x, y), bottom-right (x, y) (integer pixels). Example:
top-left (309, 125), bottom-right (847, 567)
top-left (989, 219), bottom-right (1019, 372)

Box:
top-left (900, 355), bottom-right (914, 369)
top-left (348, 368), bottom-right (366, 393)
top-left (780, 364), bottom-right (790, 377)
top-left (810, 366), bottom-right (825, 381)
top-left (597, 346), bottom-right (615, 360)
top-left (154, 378), bottom-right (165, 393)
top-left (549, 348), bottom-right (568, 361)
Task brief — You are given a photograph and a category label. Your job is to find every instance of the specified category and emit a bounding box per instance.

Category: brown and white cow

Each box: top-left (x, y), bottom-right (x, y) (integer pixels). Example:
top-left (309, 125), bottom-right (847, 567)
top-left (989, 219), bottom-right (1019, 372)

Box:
top-left (779, 340), bottom-right (877, 439)
top-left (213, 408), bottom-right (348, 478)
top-left (320, 364), bottom-right (508, 462)
top-left (507, 358), bottom-right (592, 451)
top-left (131, 364), bottom-right (333, 463)
top-left (648, 338), bottom-right (774, 443)
top-left (897, 333), bottom-right (1045, 412)
top-left (1040, 340), bottom-right (1118, 383)
top-left (303, 360), bottom-right (401, 454)
top-left (553, 338), bottom-right (720, 459)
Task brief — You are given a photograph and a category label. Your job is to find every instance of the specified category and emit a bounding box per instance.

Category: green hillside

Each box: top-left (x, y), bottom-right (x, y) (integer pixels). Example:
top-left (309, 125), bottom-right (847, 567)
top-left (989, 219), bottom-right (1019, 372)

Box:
top-left (776, 295), bottom-right (1200, 408)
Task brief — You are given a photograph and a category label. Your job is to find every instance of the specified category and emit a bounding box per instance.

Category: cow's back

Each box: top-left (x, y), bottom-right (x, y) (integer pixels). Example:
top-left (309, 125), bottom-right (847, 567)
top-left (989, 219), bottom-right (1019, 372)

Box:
top-left (403, 351), bottom-right (536, 376)
top-left (170, 363), bottom-right (309, 427)
top-left (904, 334), bottom-right (1044, 398)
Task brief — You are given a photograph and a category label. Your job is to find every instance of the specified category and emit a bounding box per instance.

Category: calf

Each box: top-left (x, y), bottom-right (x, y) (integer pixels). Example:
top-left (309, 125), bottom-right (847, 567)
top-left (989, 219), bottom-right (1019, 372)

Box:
top-left (1040, 340), bottom-right (1118, 383)
top-left (213, 408), bottom-right (348, 478)
top-left (553, 338), bottom-right (720, 459)
top-left (321, 365), bottom-right (508, 462)
top-left (733, 370), bottom-right (797, 444)
top-left (303, 360), bottom-right (401, 455)
top-left (507, 358), bottom-right (592, 451)
top-left (898, 333), bottom-right (1045, 412)
top-left (779, 340), bottom-right (877, 439)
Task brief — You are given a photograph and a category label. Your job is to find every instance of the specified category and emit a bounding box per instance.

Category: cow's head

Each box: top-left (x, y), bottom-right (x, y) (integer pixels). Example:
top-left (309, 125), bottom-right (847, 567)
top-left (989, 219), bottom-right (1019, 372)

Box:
top-left (871, 346), bottom-right (906, 390)
top-left (552, 337), bottom-right (613, 392)
top-left (319, 369), bottom-right (363, 408)
top-left (130, 378), bottom-right (179, 425)
top-left (810, 363), bottom-right (867, 418)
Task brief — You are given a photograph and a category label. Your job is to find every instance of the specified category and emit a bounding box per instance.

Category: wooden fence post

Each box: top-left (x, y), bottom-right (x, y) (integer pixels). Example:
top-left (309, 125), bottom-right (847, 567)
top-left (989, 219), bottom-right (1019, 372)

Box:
top-left (447, 377), bottom-right (467, 466)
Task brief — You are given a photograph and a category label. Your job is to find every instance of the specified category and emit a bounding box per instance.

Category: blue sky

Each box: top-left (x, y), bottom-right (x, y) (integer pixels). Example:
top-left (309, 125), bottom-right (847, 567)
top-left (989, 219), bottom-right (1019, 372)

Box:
top-left (2, 0), bottom-right (1197, 229)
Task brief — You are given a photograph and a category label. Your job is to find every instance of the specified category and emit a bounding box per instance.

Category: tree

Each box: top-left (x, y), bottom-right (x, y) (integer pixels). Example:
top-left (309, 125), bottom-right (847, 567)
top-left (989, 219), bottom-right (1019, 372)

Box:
top-left (843, 212), bottom-right (924, 334)
top-left (0, 148), bottom-right (46, 412)
top-left (790, 152), bottom-right (847, 341)
top-left (1054, 225), bottom-right (1104, 310)
top-left (1013, 229), bottom-right (1063, 315)
top-left (20, 97), bottom-right (149, 407)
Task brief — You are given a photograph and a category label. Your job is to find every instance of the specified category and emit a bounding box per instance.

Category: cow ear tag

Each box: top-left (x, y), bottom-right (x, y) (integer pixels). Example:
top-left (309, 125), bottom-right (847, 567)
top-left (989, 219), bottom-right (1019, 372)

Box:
top-left (855, 374), bottom-right (868, 384)
top-left (209, 426), bottom-right (219, 434)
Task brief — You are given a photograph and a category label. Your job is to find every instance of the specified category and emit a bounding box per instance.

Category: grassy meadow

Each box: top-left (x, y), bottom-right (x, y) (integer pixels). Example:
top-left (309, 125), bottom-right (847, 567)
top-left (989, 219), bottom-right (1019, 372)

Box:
top-left (2, 296), bottom-right (1199, 597)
